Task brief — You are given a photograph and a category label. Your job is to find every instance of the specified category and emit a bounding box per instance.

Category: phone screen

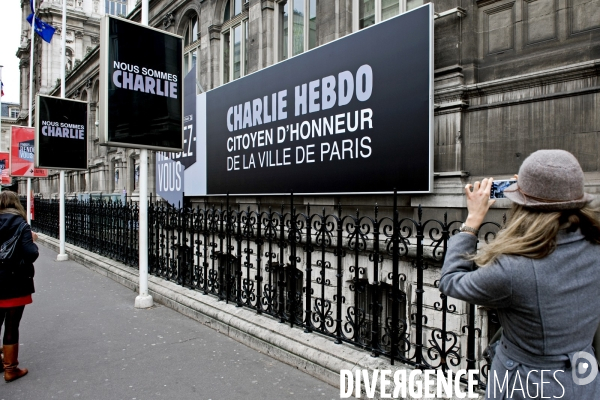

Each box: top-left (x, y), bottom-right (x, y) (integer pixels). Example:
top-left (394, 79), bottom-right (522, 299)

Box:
top-left (490, 179), bottom-right (517, 199)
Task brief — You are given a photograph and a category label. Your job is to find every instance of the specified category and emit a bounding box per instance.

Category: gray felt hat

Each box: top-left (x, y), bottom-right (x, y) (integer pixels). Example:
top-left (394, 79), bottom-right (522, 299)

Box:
top-left (503, 150), bottom-right (593, 210)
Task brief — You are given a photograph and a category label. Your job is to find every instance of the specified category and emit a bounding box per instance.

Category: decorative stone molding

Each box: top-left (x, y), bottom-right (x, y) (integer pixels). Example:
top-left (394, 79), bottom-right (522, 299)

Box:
top-left (91, 36), bottom-right (100, 45)
top-left (483, 2), bottom-right (516, 56)
top-left (476, 0), bottom-right (504, 7)
top-left (75, 30), bottom-right (84, 39)
top-left (86, 78), bottom-right (92, 89)
top-left (463, 60), bottom-right (600, 111)
top-left (208, 24), bottom-right (222, 41)
top-left (163, 12), bottom-right (174, 29)
top-left (261, 0), bottom-right (275, 10)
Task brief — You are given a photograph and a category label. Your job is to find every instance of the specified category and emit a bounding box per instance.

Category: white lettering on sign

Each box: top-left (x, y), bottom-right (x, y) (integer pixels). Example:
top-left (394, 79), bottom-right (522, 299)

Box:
top-left (41, 120), bottom-right (85, 140)
top-left (112, 61), bottom-right (178, 99)
top-left (156, 155), bottom-right (183, 192)
top-left (225, 64), bottom-right (373, 132)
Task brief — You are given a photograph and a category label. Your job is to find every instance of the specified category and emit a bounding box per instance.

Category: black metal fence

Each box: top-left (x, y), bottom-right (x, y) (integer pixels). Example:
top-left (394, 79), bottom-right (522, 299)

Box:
top-left (25, 193), bottom-right (502, 389)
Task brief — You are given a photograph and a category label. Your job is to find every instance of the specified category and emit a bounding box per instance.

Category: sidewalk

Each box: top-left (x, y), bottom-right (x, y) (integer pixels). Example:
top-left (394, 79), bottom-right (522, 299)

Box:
top-left (1, 244), bottom-right (339, 400)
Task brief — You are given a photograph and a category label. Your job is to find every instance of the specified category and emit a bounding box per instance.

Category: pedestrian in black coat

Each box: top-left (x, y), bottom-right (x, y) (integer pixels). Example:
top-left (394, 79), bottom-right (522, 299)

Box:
top-left (0, 191), bottom-right (39, 382)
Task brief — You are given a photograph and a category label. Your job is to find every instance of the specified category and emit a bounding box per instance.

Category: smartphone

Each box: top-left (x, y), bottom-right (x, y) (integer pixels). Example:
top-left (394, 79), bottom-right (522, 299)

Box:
top-left (490, 179), bottom-right (517, 199)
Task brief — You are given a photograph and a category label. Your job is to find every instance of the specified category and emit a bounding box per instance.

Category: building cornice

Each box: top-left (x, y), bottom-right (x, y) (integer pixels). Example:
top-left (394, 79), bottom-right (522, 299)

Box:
top-left (465, 59), bottom-right (600, 97)
top-left (465, 84), bottom-right (600, 112)
top-left (39, 3), bottom-right (97, 25)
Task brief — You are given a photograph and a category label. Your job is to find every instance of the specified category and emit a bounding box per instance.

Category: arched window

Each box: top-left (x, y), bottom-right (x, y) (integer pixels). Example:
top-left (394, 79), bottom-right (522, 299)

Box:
top-left (276, 0), bottom-right (318, 62)
top-left (224, 0), bottom-right (243, 21)
top-left (221, 0), bottom-right (248, 84)
top-left (354, 0), bottom-right (424, 30)
top-left (183, 14), bottom-right (200, 76)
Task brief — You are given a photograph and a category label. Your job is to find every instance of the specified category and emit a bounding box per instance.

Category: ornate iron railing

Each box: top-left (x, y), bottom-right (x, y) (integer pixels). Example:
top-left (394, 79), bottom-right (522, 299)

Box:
top-left (25, 193), bottom-right (502, 389)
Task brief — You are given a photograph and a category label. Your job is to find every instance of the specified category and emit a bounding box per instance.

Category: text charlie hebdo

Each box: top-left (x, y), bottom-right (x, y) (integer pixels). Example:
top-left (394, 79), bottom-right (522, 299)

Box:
top-left (224, 64), bottom-right (374, 171)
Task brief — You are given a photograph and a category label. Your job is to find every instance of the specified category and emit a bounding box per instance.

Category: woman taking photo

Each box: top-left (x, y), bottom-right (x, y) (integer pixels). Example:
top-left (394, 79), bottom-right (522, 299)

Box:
top-left (440, 150), bottom-right (600, 399)
top-left (0, 191), bottom-right (39, 382)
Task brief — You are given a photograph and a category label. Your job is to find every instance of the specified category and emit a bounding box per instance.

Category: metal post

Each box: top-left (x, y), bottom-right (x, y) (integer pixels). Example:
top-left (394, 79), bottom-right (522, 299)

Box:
top-left (57, 171), bottom-right (67, 260)
top-left (135, 149), bottom-right (152, 308)
top-left (28, 0), bottom-right (35, 128)
top-left (27, 0), bottom-right (36, 222)
top-left (27, 178), bottom-right (31, 224)
top-left (56, 0), bottom-right (68, 261)
top-left (134, 0), bottom-right (153, 308)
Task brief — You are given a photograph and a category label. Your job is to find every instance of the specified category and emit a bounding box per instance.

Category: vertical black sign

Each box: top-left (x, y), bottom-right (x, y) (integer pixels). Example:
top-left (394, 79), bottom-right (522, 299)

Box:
top-left (202, 4), bottom-right (433, 195)
top-left (35, 95), bottom-right (88, 170)
top-left (156, 65), bottom-right (197, 206)
top-left (99, 16), bottom-right (183, 151)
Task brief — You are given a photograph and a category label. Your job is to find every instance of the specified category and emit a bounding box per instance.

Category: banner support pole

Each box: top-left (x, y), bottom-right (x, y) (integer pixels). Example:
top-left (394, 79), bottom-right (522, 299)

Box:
top-left (26, 0), bottom-right (36, 222)
top-left (134, 0), bottom-right (153, 309)
top-left (57, 170), bottom-right (67, 260)
top-left (57, 0), bottom-right (68, 261)
top-left (26, 178), bottom-right (31, 224)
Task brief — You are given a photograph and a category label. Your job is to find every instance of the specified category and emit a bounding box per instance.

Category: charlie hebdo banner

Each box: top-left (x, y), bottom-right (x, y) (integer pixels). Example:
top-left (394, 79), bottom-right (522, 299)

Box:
top-left (35, 95), bottom-right (88, 170)
top-left (155, 65), bottom-right (197, 206)
top-left (99, 16), bottom-right (183, 152)
top-left (187, 4), bottom-right (433, 196)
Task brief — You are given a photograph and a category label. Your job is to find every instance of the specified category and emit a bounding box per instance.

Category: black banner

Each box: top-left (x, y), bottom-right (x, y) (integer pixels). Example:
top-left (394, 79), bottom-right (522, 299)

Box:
top-left (100, 16), bottom-right (183, 151)
top-left (35, 95), bottom-right (88, 170)
top-left (156, 65), bottom-right (197, 206)
top-left (203, 5), bottom-right (433, 195)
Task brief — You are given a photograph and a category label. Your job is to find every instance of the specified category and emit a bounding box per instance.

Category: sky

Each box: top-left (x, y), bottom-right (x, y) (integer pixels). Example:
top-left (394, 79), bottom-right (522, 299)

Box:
top-left (1, 0), bottom-right (24, 104)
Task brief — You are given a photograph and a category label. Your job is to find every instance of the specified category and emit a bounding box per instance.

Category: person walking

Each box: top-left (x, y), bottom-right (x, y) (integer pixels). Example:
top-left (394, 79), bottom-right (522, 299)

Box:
top-left (439, 150), bottom-right (600, 399)
top-left (0, 191), bottom-right (39, 382)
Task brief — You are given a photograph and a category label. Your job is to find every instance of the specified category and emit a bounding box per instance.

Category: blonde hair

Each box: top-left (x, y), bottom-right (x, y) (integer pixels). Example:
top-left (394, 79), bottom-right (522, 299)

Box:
top-left (471, 204), bottom-right (600, 266)
top-left (0, 191), bottom-right (27, 220)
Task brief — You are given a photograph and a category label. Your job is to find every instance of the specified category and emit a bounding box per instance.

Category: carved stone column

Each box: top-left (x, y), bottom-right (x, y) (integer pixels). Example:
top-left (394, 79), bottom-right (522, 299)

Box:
top-left (208, 24), bottom-right (222, 90)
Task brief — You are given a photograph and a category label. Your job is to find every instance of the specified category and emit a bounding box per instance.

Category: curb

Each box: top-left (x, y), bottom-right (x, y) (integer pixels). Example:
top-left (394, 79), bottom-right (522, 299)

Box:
top-left (37, 234), bottom-right (483, 400)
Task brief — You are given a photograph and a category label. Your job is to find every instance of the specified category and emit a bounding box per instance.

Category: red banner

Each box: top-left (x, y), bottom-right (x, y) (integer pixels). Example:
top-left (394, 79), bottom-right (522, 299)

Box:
top-left (0, 152), bottom-right (11, 185)
top-left (10, 126), bottom-right (48, 178)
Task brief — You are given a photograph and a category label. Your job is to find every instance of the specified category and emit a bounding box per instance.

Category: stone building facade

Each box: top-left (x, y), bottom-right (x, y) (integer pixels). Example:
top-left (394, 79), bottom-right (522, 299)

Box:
top-left (16, 0), bottom-right (600, 204)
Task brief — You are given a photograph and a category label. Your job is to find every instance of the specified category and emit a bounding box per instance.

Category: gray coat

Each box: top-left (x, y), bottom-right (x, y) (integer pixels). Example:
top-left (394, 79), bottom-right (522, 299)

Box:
top-left (440, 230), bottom-right (600, 399)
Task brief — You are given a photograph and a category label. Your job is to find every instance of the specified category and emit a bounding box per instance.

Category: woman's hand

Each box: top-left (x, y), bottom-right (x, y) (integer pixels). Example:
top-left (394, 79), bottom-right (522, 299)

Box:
top-left (31, 231), bottom-right (38, 242)
top-left (464, 178), bottom-right (495, 230)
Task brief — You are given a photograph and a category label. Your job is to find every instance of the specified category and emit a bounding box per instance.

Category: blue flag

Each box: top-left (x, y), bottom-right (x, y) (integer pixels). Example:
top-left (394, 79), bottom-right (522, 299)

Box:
top-left (27, 0), bottom-right (56, 43)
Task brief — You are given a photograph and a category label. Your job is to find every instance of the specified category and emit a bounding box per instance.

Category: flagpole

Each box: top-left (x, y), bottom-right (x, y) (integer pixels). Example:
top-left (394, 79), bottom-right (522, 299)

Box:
top-left (57, 0), bottom-right (68, 261)
top-left (26, 0), bottom-right (36, 224)
top-left (134, 0), bottom-right (153, 309)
